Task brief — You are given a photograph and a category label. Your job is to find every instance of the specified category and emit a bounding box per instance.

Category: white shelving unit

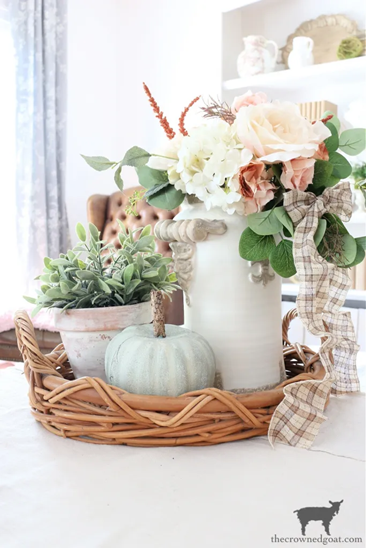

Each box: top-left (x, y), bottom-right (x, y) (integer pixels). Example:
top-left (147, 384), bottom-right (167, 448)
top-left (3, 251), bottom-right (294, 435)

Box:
top-left (221, 0), bottom-right (366, 110)
top-left (223, 56), bottom-right (366, 93)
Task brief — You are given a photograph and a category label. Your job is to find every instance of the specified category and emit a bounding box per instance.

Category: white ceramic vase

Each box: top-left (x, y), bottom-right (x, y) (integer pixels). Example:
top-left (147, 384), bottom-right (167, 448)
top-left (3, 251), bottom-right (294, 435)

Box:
top-left (155, 201), bottom-right (285, 391)
top-left (288, 36), bottom-right (314, 69)
top-left (237, 35), bottom-right (278, 77)
top-left (53, 302), bottom-right (151, 380)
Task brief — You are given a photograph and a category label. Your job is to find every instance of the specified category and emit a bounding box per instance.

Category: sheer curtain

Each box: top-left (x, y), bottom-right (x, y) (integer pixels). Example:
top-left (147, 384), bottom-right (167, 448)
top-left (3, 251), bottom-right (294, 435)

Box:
top-left (11, 0), bottom-right (69, 297)
top-left (0, 1), bottom-right (69, 314)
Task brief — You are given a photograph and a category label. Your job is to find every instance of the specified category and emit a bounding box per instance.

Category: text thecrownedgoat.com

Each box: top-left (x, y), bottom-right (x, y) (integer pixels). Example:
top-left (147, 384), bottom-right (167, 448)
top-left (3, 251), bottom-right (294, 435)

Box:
top-left (270, 535), bottom-right (363, 545)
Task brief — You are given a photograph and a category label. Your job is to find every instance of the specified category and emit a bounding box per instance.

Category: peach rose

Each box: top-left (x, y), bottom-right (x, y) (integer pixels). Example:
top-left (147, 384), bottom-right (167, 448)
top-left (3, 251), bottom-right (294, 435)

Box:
top-left (280, 157), bottom-right (315, 191)
top-left (231, 91), bottom-right (268, 115)
top-left (313, 142), bottom-right (329, 161)
top-left (233, 161), bottom-right (276, 215)
top-left (236, 101), bottom-right (331, 162)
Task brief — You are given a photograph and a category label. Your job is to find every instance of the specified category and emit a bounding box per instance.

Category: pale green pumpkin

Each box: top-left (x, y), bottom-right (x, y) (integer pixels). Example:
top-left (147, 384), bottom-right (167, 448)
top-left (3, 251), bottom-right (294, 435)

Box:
top-left (105, 292), bottom-right (216, 397)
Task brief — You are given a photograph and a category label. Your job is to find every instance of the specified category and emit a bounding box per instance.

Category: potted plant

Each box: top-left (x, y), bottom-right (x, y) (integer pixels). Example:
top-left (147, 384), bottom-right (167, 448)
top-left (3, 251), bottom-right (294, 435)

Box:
top-left (25, 222), bottom-right (178, 380)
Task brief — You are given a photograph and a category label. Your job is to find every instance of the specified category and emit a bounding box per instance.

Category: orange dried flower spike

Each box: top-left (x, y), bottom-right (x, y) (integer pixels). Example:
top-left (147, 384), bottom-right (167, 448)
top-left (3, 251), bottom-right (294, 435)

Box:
top-left (143, 82), bottom-right (176, 140)
top-left (178, 96), bottom-right (200, 136)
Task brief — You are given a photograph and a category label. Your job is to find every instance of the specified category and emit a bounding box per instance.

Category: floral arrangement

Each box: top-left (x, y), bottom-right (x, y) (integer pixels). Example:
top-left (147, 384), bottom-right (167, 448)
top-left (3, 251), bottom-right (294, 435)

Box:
top-left (82, 86), bottom-right (366, 278)
top-left (25, 222), bottom-right (177, 315)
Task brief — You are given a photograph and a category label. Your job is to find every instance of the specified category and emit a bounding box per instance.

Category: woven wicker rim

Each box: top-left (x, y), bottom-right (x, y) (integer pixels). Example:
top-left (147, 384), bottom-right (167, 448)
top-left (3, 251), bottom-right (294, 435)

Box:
top-left (14, 309), bottom-right (324, 447)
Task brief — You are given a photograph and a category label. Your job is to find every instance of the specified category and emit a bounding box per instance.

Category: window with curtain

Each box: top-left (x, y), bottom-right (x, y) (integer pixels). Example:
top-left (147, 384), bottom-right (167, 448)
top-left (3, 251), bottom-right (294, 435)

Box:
top-left (0, 0), bottom-right (69, 313)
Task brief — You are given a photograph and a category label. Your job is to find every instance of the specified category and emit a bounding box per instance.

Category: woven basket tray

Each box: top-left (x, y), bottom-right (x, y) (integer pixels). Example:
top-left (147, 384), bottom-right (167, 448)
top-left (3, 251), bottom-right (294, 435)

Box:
top-left (14, 309), bottom-right (324, 447)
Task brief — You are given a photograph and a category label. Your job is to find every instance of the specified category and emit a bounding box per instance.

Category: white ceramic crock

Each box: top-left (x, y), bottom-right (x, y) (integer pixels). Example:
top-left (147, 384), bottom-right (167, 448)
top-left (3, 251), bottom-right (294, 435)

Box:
top-left (173, 201), bottom-right (285, 391)
top-left (53, 302), bottom-right (151, 380)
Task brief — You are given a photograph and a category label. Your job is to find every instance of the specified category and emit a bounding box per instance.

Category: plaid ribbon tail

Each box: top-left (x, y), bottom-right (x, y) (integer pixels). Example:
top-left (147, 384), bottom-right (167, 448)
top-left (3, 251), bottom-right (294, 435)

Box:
top-left (268, 182), bottom-right (360, 449)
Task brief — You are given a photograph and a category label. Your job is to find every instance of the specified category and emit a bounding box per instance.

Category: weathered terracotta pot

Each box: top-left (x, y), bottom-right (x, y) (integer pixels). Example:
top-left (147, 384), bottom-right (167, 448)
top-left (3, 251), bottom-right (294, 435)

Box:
top-left (53, 302), bottom-right (151, 380)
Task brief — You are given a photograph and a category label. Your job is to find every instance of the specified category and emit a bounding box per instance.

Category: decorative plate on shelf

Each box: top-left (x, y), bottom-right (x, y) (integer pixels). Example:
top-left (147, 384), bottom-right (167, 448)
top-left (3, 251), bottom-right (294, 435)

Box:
top-left (282, 14), bottom-right (359, 67)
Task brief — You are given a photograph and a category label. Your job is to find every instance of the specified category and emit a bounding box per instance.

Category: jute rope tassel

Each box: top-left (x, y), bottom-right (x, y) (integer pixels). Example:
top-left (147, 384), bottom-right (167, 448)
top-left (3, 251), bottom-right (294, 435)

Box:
top-left (151, 290), bottom-right (166, 338)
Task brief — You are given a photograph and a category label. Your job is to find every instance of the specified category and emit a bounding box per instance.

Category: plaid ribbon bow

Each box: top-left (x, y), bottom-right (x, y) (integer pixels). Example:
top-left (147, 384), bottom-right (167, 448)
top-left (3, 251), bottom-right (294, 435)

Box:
top-left (268, 182), bottom-right (360, 449)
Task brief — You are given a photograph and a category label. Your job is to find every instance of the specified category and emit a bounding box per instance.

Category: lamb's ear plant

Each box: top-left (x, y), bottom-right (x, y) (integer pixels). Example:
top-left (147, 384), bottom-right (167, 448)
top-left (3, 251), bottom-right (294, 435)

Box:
top-left (24, 223), bottom-right (178, 317)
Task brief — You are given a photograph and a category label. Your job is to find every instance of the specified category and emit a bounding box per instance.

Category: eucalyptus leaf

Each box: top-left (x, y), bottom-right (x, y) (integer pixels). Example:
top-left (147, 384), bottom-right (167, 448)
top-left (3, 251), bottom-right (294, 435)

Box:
top-left (247, 209), bottom-right (283, 236)
top-left (324, 122), bottom-right (339, 153)
top-left (322, 111), bottom-right (340, 132)
top-left (324, 213), bottom-right (349, 235)
top-left (339, 128), bottom-right (366, 156)
top-left (121, 146), bottom-right (151, 168)
top-left (323, 175), bottom-right (340, 188)
top-left (269, 240), bottom-right (296, 278)
top-left (114, 164), bottom-right (124, 191)
top-left (144, 182), bottom-right (171, 199)
top-left (341, 241), bottom-right (365, 268)
top-left (339, 234), bottom-right (357, 266)
top-left (135, 165), bottom-right (168, 189)
top-left (274, 206), bottom-right (294, 237)
top-left (328, 151), bottom-right (352, 179)
top-left (314, 219), bottom-right (327, 247)
top-left (239, 228), bottom-right (276, 261)
top-left (147, 185), bottom-right (185, 211)
top-left (81, 154), bottom-right (115, 171)
top-left (356, 236), bottom-right (366, 251)
top-left (283, 226), bottom-right (292, 238)
top-left (312, 160), bottom-right (333, 188)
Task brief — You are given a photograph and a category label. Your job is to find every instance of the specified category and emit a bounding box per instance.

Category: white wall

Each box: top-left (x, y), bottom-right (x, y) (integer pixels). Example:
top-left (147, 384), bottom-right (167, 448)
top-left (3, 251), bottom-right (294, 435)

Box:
top-left (66, 0), bottom-right (119, 243)
top-left (66, 0), bottom-right (222, 244)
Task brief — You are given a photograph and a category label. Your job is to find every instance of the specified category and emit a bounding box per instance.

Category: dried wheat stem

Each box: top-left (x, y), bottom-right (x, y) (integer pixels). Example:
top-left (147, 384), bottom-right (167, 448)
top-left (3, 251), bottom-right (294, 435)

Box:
top-left (178, 96), bottom-right (200, 136)
top-left (143, 82), bottom-right (175, 140)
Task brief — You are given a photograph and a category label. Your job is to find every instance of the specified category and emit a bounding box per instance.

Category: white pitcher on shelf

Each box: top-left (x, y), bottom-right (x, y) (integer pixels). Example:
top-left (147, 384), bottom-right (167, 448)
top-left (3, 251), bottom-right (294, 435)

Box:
top-left (237, 35), bottom-right (278, 78)
top-left (288, 36), bottom-right (314, 69)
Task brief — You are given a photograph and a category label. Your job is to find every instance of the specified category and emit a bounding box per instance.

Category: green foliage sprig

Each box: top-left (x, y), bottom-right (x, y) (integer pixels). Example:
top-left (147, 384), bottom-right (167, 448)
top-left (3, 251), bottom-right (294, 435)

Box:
top-left (24, 223), bottom-right (178, 317)
top-left (81, 148), bottom-right (184, 211)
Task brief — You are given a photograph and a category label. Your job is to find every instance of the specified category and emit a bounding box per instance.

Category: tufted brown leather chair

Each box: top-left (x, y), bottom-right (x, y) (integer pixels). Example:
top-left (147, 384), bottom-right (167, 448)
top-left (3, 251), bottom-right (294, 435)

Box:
top-left (87, 187), bottom-right (184, 325)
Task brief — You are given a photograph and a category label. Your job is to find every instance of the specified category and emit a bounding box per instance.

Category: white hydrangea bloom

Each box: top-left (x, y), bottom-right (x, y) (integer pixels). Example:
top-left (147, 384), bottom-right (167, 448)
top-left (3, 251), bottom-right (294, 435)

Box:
top-left (175, 119), bottom-right (252, 214)
top-left (146, 119), bottom-right (252, 215)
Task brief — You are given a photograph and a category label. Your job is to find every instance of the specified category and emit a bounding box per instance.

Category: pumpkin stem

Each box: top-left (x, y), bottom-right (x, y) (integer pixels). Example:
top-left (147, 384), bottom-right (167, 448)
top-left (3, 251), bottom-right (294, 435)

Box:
top-left (151, 290), bottom-right (166, 338)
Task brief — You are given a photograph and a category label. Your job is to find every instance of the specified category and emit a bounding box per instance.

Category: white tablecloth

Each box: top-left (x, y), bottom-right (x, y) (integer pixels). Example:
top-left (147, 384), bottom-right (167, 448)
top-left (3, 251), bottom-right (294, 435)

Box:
top-left (0, 364), bottom-right (365, 548)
